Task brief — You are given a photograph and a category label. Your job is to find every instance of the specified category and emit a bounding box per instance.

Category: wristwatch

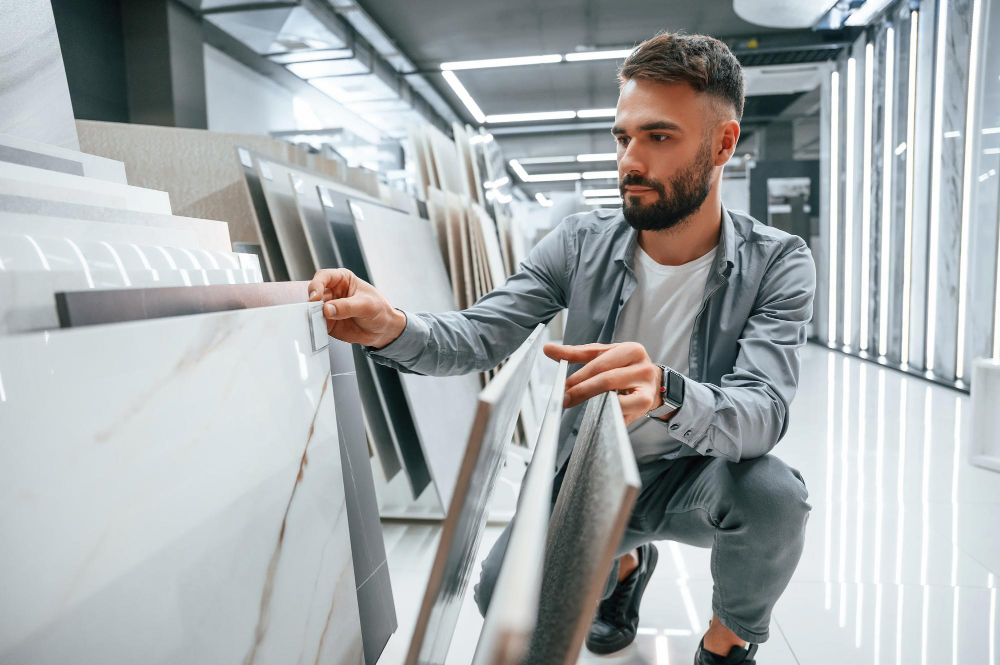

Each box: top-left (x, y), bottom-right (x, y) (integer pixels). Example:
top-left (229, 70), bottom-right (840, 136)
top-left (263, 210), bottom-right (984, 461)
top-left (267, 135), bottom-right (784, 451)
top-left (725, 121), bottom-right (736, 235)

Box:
top-left (646, 364), bottom-right (685, 419)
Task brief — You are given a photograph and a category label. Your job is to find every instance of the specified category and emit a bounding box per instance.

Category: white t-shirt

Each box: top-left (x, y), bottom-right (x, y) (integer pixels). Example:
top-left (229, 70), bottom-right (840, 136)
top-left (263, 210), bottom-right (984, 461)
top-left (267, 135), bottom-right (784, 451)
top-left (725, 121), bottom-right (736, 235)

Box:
top-left (612, 243), bottom-right (718, 463)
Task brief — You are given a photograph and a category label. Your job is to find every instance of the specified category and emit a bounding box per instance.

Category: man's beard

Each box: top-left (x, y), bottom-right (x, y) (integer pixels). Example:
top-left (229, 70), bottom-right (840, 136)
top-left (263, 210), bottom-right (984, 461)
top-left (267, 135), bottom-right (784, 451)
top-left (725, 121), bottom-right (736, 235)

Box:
top-left (620, 140), bottom-right (715, 232)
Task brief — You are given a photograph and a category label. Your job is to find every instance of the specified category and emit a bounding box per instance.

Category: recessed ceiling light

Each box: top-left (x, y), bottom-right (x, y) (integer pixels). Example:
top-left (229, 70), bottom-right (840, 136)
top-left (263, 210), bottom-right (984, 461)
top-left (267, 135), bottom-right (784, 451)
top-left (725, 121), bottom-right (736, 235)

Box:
top-left (486, 111), bottom-right (577, 123)
top-left (441, 71), bottom-right (486, 124)
top-left (577, 153), bottom-right (617, 162)
top-left (441, 54), bottom-right (563, 71)
top-left (582, 170), bottom-right (618, 179)
top-left (565, 48), bottom-right (635, 61)
top-left (576, 108), bottom-right (617, 118)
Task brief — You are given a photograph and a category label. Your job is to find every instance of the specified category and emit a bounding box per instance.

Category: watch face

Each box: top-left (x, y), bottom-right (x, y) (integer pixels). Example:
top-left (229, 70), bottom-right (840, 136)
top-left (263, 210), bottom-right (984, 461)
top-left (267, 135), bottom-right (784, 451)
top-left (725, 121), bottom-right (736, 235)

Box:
top-left (666, 370), bottom-right (685, 406)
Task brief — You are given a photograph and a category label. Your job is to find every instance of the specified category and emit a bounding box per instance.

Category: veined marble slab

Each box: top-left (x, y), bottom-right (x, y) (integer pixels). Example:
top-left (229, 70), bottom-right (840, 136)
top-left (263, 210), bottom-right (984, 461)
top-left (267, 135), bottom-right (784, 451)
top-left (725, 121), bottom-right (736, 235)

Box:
top-left (0, 193), bottom-right (232, 252)
top-left (0, 303), bottom-right (364, 664)
top-left (255, 158), bottom-right (318, 281)
top-left (405, 325), bottom-right (545, 665)
top-left (0, 132), bottom-right (127, 183)
top-left (0, 162), bottom-right (171, 215)
top-left (472, 360), bottom-right (567, 665)
top-left (348, 198), bottom-right (484, 508)
top-left (322, 189), bottom-right (425, 496)
top-left (0, 177), bottom-right (127, 209)
top-left (523, 392), bottom-right (641, 665)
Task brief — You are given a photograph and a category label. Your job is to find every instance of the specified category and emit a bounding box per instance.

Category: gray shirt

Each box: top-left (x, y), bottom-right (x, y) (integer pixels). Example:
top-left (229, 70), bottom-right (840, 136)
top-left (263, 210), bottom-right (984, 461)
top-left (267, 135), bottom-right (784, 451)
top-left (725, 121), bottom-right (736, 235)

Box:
top-left (369, 205), bottom-right (816, 469)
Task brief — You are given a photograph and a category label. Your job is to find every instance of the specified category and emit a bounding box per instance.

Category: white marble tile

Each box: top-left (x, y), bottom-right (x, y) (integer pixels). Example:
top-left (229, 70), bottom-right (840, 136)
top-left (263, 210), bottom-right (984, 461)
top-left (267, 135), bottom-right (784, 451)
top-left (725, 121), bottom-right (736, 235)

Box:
top-left (0, 0), bottom-right (78, 150)
top-left (0, 210), bottom-right (201, 250)
top-left (0, 303), bottom-right (363, 665)
top-left (0, 161), bottom-right (170, 215)
top-left (0, 194), bottom-right (232, 253)
top-left (0, 177), bottom-right (128, 209)
top-left (0, 132), bottom-right (127, 183)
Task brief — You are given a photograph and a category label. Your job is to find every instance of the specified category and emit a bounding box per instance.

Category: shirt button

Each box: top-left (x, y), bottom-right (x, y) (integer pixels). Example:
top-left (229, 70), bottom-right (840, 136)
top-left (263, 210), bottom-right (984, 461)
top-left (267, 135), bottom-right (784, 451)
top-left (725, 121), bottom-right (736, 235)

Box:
top-left (684, 430), bottom-right (692, 437)
top-left (706, 448), bottom-right (713, 454)
top-left (571, 428), bottom-right (578, 435)
top-left (670, 423), bottom-right (679, 431)
top-left (619, 298), bottom-right (624, 305)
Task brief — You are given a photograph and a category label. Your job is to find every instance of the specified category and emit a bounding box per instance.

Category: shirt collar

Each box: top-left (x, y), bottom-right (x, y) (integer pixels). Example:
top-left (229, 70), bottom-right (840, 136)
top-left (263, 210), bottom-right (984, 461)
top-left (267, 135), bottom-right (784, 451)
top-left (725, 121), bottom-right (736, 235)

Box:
top-left (613, 204), bottom-right (737, 277)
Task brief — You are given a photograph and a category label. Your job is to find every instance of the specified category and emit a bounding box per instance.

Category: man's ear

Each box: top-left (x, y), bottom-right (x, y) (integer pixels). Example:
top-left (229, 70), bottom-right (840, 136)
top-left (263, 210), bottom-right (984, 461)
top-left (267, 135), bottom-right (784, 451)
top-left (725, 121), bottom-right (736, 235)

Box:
top-left (715, 119), bottom-right (740, 166)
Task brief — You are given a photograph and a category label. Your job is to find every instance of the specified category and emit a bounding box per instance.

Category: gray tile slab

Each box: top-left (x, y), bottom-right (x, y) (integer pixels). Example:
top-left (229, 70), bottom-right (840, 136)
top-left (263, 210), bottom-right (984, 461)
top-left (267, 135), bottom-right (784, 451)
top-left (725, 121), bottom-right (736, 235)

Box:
top-left (346, 198), bottom-right (484, 509)
top-left (240, 152), bottom-right (290, 282)
top-left (322, 187), bottom-right (428, 497)
top-left (405, 326), bottom-right (545, 665)
top-left (524, 391), bottom-right (641, 665)
top-left (254, 158), bottom-right (318, 281)
top-left (0, 132), bottom-right (127, 182)
top-left (329, 339), bottom-right (398, 665)
top-left (472, 360), bottom-right (568, 665)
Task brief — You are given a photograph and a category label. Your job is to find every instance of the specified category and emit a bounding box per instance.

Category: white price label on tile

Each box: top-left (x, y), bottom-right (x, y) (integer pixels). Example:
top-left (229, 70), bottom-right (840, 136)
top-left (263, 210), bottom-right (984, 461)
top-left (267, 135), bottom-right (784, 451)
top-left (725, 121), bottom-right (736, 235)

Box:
top-left (260, 161), bottom-right (273, 181)
top-left (320, 189), bottom-right (334, 208)
top-left (238, 147), bottom-right (252, 168)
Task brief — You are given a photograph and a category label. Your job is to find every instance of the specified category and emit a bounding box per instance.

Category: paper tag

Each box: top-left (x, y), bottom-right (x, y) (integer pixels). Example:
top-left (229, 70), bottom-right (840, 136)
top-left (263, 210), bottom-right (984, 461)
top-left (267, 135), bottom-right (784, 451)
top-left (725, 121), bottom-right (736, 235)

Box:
top-left (308, 303), bottom-right (329, 353)
top-left (260, 161), bottom-right (273, 181)
top-left (238, 147), bottom-right (252, 168)
top-left (292, 176), bottom-right (303, 192)
top-left (320, 189), bottom-right (334, 209)
top-left (349, 201), bottom-right (364, 221)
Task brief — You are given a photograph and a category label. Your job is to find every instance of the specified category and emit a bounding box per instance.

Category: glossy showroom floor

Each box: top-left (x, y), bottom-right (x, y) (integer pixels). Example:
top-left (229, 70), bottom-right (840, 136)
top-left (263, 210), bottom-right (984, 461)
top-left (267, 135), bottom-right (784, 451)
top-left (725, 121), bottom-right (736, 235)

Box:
top-left (379, 343), bottom-right (999, 664)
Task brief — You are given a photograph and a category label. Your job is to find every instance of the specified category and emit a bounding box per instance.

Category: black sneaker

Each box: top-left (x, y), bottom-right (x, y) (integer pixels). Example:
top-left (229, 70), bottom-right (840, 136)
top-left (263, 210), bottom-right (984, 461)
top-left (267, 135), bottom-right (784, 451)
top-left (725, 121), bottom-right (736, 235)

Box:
top-left (585, 543), bottom-right (659, 655)
top-left (693, 638), bottom-right (758, 664)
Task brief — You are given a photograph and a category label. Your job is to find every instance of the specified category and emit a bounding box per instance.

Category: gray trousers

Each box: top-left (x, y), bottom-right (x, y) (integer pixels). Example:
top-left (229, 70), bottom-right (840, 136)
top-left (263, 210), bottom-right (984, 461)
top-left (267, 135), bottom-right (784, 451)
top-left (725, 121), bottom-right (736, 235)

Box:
top-left (473, 453), bottom-right (811, 644)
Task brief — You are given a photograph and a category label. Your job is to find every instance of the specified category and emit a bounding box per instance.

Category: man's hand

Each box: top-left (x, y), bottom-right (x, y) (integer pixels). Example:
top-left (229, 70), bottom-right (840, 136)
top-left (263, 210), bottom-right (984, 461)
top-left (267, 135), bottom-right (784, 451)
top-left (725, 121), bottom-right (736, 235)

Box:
top-left (543, 341), bottom-right (668, 426)
top-left (307, 269), bottom-right (406, 348)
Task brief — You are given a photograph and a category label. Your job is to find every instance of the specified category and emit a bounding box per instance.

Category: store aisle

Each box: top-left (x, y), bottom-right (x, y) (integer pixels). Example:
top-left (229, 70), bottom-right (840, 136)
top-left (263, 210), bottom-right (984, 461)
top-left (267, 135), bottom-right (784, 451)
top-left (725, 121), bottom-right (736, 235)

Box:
top-left (380, 344), bottom-right (999, 664)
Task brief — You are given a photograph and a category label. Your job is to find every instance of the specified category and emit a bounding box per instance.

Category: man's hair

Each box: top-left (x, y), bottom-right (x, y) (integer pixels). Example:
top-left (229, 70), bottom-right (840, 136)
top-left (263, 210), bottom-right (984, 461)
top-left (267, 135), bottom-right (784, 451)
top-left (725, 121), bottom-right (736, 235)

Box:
top-left (618, 32), bottom-right (745, 122)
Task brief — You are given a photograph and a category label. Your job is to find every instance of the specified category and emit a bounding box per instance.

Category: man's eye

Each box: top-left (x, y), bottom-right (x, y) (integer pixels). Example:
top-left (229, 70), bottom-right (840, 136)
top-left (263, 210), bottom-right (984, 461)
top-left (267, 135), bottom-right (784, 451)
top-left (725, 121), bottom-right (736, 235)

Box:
top-left (617, 137), bottom-right (630, 147)
top-left (652, 135), bottom-right (670, 142)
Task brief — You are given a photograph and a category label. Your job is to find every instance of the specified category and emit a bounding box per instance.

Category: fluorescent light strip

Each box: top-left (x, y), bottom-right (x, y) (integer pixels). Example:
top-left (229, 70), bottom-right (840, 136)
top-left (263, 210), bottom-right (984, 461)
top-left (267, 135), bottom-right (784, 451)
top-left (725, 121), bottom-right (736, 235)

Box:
top-left (956, 0), bottom-right (985, 378)
top-left (441, 54), bottom-right (563, 70)
top-left (576, 108), bottom-right (617, 118)
top-left (925, 0), bottom-right (949, 373)
top-left (584, 188), bottom-right (620, 197)
top-left (509, 159), bottom-right (530, 181)
top-left (583, 170), bottom-right (618, 179)
top-left (829, 69), bottom-right (841, 345)
top-left (535, 192), bottom-right (553, 207)
top-left (564, 48), bottom-right (635, 61)
top-left (860, 45), bottom-right (875, 351)
top-left (587, 197), bottom-right (623, 205)
top-left (577, 153), bottom-right (617, 162)
top-left (995, 186), bottom-right (1000, 359)
top-left (843, 57), bottom-right (857, 348)
top-left (845, 0), bottom-right (897, 26)
top-left (902, 10), bottom-right (919, 366)
top-left (441, 71), bottom-right (486, 124)
top-left (486, 110), bottom-right (576, 124)
top-left (526, 172), bottom-right (582, 182)
top-left (517, 155), bottom-right (577, 164)
top-left (879, 26), bottom-right (896, 357)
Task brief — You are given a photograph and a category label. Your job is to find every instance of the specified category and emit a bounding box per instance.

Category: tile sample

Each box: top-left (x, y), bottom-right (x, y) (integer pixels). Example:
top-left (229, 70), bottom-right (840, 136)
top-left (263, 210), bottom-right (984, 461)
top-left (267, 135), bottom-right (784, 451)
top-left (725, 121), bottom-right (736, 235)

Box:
top-left (0, 178), bottom-right (128, 210)
top-left (254, 158), bottom-right (318, 281)
top-left (322, 188), bottom-right (426, 496)
top-left (0, 161), bottom-right (171, 214)
top-left (472, 360), bottom-right (568, 665)
top-left (0, 0), bottom-right (78, 150)
top-left (0, 132), bottom-right (127, 182)
top-left (524, 391), bottom-right (641, 665)
top-left (349, 344), bottom-right (405, 484)
top-left (0, 193), bottom-right (232, 252)
top-left (240, 153), bottom-right (289, 282)
top-left (405, 325), bottom-right (545, 665)
top-left (0, 211), bottom-right (201, 252)
top-left (55, 281), bottom-right (309, 328)
top-left (328, 339), bottom-right (398, 665)
top-left (232, 242), bottom-right (270, 282)
top-left (349, 198), bottom-right (485, 508)
top-left (0, 303), bottom-right (364, 664)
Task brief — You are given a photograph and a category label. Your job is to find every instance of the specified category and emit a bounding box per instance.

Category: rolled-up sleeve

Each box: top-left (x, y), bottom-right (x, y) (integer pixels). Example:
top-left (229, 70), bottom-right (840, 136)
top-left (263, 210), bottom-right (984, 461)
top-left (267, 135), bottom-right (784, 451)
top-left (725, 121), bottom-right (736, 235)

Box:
top-left (653, 240), bottom-right (816, 462)
top-left (367, 218), bottom-right (572, 376)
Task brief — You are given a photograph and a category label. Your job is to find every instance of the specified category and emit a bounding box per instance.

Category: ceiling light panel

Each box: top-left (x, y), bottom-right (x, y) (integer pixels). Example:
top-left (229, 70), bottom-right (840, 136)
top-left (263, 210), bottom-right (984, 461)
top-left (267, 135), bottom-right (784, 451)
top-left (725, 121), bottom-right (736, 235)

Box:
top-left (310, 73), bottom-right (398, 104)
top-left (441, 54), bottom-right (563, 70)
top-left (268, 48), bottom-right (354, 65)
top-left (517, 155), bottom-right (577, 164)
top-left (577, 153), bottom-right (617, 162)
top-left (565, 49), bottom-right (635, 61)
top-left (576, 108), bottom-right (617, 118)
top-left (486, 111), bottom-right (577, 123)
top-left (441, 71), bottom-right (485, 124)
top-left (583, 170), bottom-right (619, 179)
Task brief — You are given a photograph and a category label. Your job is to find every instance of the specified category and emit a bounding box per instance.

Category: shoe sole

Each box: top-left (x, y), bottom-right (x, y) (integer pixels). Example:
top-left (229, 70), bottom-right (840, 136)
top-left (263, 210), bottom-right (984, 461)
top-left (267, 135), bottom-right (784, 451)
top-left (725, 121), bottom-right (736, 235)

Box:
top-left (585, 544), bottom-right (661, 655)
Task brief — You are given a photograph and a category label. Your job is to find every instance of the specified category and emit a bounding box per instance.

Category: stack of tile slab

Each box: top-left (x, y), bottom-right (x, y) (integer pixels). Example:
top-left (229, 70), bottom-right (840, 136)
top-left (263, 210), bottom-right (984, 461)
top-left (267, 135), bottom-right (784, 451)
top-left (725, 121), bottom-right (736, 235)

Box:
top-left (0, 133), bottom-right (377, 663)
top-left (404, 325), bottom-right (546, 665)
top-left (471, 360), bottom-right (568, 665)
